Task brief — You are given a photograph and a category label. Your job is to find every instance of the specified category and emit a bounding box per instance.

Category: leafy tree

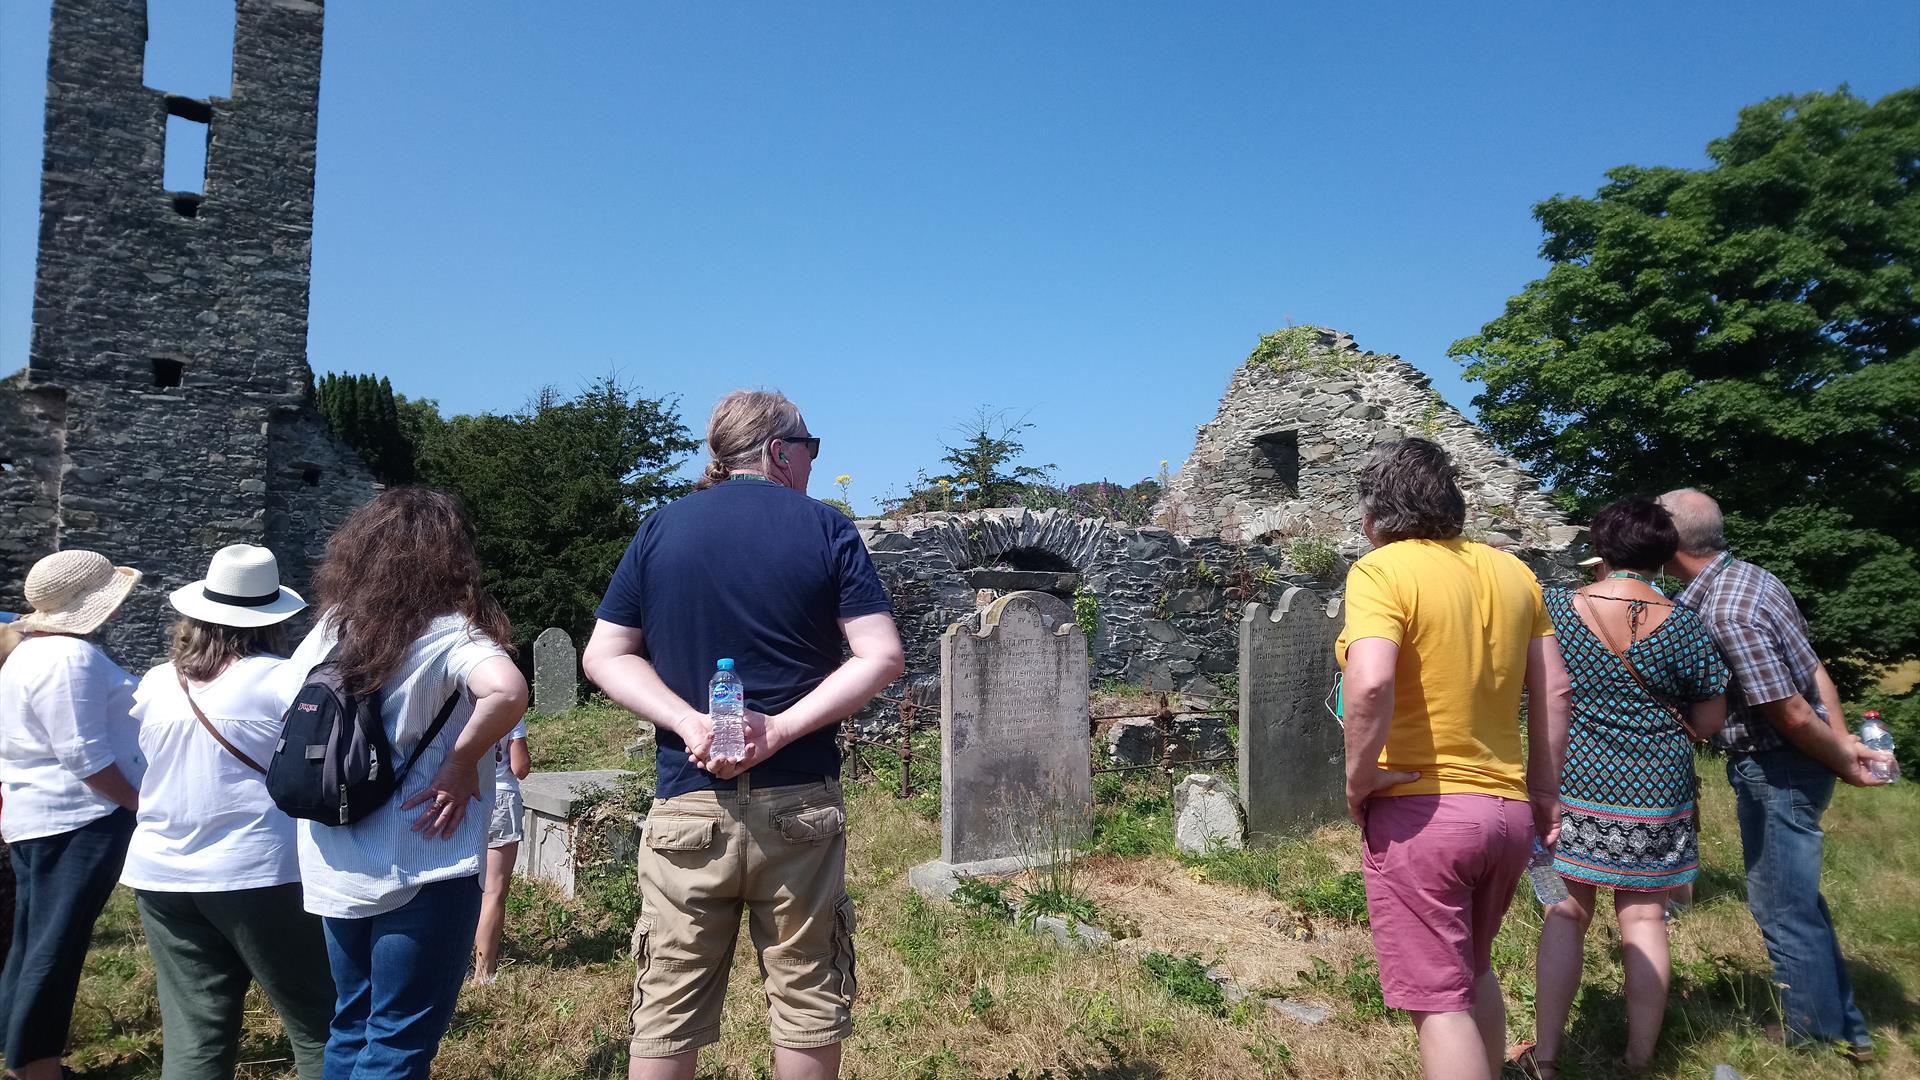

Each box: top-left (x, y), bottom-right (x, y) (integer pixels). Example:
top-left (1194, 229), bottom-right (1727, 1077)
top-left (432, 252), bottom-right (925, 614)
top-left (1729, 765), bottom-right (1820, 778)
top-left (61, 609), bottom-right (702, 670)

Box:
top-left (927, 408), bottom-right (1054, 509)
top-left (1450, 88), bottom-right (1920, 691)
top-left (1016, 478), bottom-right (1162, 525)
top-left (418, 378), bottom-right (697, 651)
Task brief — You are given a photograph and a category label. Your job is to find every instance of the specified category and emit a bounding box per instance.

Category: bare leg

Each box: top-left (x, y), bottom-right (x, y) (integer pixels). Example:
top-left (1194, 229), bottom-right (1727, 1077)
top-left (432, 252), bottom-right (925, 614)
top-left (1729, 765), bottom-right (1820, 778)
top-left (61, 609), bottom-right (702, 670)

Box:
top-left (1615, 889), bottom-right (1672, 1069)
top-left (629, 1050), bottom-right (698, 1080)
top-left (1534, 880), bottom-right (1596, 1071)
top-left (1411, 1007), bottom-right (1495, 1080)
top-left (1470, 969), bottom-right (1506, 1079)
top-left (774, 1042), bottom-right (842, 1080)
top-left (471, 841), bottom-right (518, 982)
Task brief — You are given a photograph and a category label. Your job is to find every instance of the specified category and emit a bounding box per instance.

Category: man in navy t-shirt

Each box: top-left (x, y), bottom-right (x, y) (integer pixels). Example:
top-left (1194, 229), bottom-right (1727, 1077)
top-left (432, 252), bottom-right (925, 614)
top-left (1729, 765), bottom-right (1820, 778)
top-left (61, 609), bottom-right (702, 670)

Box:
top-left (584, 390), bottom-right (902, 1080)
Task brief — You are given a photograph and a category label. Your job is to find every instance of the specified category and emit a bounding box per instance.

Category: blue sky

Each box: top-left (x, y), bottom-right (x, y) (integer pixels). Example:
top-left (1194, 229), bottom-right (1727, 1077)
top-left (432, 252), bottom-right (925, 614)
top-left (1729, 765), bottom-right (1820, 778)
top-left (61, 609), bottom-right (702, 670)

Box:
top-left (3, 2), bottom-right (1916, 514)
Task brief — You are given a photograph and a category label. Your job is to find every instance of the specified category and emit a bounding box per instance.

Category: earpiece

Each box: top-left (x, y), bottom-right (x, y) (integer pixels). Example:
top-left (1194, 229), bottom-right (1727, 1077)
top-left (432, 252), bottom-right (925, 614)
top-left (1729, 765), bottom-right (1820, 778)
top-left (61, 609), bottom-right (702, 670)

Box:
top-left (779, 454), bottom-right (789, 463)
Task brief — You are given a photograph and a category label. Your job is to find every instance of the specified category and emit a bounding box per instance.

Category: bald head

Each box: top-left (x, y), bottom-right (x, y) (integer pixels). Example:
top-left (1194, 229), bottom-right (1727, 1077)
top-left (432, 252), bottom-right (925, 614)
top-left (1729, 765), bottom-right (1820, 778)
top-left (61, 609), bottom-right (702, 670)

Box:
top-left (1658, 488), bottom-right (1727, 556)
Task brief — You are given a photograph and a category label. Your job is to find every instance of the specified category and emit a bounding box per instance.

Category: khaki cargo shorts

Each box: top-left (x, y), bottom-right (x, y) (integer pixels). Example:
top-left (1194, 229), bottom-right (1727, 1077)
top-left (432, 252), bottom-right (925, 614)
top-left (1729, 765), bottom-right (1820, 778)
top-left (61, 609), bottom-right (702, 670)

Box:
top-left (629, 775), bottom-right (855, 1057)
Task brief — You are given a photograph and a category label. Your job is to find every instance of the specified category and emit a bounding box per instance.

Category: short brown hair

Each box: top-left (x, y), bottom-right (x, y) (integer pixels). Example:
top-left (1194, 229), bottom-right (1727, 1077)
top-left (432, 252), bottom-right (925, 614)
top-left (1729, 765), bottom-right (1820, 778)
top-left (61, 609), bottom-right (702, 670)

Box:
top-left (171, 617), bottom-right (288, 682)
top-left (1589, 496), bottom-right (1679, 573)
top-left (1357, 438), bottom-right (1467, 543)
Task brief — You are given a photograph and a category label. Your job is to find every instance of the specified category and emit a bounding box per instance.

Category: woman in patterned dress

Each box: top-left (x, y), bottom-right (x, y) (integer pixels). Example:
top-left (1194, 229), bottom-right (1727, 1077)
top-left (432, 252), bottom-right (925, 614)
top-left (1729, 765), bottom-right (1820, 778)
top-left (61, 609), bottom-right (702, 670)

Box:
top-left (1532, 497), bottom-right (1730, 1075)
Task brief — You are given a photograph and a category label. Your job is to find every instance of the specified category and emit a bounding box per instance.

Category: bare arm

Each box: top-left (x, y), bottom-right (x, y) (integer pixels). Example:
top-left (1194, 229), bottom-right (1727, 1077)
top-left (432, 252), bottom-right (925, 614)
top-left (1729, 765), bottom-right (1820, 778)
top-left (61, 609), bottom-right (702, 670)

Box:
top-left (1340, 638), bottom-right (1419, 825)
top-left (1813, 664), bottom-right (1849, 740)
top-left (1524, 634), bottom-right (1573, 845)
top-left (581, 618), bottom-right (711, 762)
top-left (758, 612), bottom-right (906, 756)
top-left (80, 763), bottom-right (139, 812)
top-left (403, 655), bottom-right (529, 839)
top-left (1688, 694), bottom-right (1728, 740)
top-left (509, 737), bottom-right (531, 781)
top-left (1754, 693), bottom-right (1887, 786)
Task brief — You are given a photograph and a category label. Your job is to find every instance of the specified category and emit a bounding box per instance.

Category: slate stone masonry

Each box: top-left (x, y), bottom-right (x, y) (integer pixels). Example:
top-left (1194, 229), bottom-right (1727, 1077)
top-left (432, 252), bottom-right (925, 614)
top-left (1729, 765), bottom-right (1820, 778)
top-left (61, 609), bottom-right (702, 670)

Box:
top-left (0, 0), bottom-right (374, 669)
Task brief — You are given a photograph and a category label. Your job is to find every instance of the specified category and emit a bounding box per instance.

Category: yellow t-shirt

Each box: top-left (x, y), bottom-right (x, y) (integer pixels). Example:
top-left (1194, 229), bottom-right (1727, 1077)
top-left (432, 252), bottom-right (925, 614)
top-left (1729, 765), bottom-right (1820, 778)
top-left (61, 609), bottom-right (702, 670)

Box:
top-left (1335, 537), bottom-right (1553, 801)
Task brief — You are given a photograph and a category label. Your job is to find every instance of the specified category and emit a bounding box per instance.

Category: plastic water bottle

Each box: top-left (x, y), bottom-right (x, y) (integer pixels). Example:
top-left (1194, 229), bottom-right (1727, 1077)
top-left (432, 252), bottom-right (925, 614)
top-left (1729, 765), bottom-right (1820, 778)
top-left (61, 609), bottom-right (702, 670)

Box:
top-left (1528, 837), bottom-right (1570, 905)
top-left (1860, 710), bottom-right (1900, 783)
top-left (707, 659), bottom-right (746, 763)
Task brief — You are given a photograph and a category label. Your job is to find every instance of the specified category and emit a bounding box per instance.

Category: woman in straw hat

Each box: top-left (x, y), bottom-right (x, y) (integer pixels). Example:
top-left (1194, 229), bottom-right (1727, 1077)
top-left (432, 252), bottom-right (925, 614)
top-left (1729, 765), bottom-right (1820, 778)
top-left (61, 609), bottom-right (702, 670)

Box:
top-left (0, 549), bottom-right (144, 1080)
top-left (122, 544), bottom-right (335, 1080)
top-left (274, 488), bottom-right (527, 1080)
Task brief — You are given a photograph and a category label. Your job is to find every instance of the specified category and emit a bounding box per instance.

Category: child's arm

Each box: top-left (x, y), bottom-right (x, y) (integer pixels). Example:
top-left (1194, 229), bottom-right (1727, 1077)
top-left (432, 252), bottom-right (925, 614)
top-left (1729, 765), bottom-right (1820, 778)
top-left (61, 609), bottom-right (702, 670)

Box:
top-left (509, 737), bottom-right (531, 781)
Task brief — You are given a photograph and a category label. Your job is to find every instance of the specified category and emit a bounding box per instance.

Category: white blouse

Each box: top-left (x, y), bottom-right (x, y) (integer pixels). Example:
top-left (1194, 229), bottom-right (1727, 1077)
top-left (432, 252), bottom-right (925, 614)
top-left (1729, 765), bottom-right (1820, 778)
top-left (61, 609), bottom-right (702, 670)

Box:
top-left (0, 634), bottom-right (143, 843)
top-left (121, 656), bottom-right (302, 892)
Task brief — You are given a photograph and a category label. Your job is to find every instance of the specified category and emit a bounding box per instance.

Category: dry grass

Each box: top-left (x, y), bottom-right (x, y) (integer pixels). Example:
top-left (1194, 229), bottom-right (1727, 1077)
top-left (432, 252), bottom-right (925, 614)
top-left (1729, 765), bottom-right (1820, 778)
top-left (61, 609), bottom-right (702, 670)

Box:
top-left (64, 742), bottom-right (1920, 1080)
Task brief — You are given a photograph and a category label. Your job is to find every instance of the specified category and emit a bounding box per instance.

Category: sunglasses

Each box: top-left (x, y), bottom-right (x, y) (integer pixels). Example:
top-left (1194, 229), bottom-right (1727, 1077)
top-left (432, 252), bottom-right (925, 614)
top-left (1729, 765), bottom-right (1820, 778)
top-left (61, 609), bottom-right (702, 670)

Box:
top-left (778, 434), bottom-right (821, 461)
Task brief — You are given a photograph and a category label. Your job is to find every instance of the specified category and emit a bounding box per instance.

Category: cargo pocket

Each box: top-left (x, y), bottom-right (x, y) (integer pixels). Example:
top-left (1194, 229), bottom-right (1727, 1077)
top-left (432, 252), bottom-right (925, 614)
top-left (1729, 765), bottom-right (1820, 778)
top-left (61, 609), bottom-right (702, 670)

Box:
top-left (628, 914), bottom-right (654, 1023)
top-left (831, 893), bottom-right (857, 1006)
top-left (643, 817), bottom-right (716, 853)
top-left (775, 804), bottom-right (845, 844)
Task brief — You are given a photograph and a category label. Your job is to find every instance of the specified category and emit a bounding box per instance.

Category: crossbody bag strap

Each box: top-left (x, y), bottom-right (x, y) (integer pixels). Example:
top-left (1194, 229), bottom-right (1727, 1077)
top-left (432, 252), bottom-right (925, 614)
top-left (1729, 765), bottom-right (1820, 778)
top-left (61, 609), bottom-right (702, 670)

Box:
top-left (393, 691), bottom-right (464, 784)
top-left (177, 671), bottom-right (268, 774)
top-left (1574, 592), bottom-right (1701, 741)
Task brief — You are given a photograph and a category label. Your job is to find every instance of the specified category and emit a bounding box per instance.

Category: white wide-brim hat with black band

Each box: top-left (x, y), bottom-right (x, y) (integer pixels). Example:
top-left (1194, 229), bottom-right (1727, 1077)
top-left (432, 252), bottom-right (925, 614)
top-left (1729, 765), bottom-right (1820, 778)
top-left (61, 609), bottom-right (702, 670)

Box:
top-left (15, 549), bottom-right (142, 636)
top-left (169, 544), bottom-right (307, 628)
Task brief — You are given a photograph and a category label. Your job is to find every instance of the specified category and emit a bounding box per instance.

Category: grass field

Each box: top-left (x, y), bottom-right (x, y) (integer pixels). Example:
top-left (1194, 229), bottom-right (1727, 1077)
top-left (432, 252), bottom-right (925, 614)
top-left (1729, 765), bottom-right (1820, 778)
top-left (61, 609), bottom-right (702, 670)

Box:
top-left (61, 700), bottom-right (1920, 1079)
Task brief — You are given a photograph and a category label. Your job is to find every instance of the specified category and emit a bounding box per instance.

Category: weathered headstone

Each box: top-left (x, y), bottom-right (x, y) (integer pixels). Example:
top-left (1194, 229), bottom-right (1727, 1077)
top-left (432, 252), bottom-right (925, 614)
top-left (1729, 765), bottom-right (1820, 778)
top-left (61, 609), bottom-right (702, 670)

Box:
top-left (1169, 715), bottom-right (1231, 763)
top-left (532, 627), bottom-right (578, 716)
top-left (1106, 717), bottom-right (1160, 765)
top-left (1173, 773), bottom-right (1245, 854)
top-left (909, 591), bottom-right (1091, 897)
top-left (1239, 588), bottom-right (1347, 841)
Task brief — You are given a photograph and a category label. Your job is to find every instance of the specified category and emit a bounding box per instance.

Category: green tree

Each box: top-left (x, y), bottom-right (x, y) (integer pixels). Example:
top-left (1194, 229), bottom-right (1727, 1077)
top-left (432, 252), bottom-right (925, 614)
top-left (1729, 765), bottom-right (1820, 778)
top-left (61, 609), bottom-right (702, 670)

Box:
top-left (928, 408), bottom-right (1054, 509)
top-left (1450, 88), bottom-right (1920, 691)
top-left (316, 372), bottom-right (418, 484)
top-left (417, 377), bottom-right (697, 651)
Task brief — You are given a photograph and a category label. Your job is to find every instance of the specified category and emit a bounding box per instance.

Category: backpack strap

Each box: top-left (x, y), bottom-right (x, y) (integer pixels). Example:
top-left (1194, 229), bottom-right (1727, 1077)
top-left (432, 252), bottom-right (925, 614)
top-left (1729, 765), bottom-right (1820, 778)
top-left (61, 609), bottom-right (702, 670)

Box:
top-left (179, 671), bottom-right (268, 774)
top-left (393, 691), bottom-right (464, 784)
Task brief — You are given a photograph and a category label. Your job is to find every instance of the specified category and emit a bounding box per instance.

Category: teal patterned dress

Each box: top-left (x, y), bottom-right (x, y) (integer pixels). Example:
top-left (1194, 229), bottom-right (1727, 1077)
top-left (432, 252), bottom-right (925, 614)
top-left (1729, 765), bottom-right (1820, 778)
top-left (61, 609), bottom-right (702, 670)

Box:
top-left (1544, 588), bottom-right (1730, 891)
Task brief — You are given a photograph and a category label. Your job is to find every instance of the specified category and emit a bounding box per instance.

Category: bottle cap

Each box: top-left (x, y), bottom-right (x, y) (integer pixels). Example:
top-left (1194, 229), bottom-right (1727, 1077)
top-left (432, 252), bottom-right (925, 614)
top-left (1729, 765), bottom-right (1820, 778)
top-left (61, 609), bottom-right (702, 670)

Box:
top-left (717, 658), bottom-right (734, 671)
top-left (1863, 710), bottom-right (1880, 720)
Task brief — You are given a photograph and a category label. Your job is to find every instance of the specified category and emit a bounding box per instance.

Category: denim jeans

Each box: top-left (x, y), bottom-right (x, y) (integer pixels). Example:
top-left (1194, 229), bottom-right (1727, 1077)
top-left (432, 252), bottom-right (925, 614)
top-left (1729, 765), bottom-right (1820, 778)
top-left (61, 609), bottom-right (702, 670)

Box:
top-left (320, 875), bottom-right (482, 1080)
top-left (0, 808), bottom-right (133, 1069)
top-left (1727, 749), bottom-right (1871, 1048)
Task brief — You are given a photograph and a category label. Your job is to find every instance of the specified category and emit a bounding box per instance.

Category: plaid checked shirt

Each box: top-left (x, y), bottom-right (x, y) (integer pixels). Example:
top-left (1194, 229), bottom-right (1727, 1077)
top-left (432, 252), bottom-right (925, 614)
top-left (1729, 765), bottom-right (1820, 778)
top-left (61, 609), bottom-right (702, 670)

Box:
top-left (1673, 552), bottom-right (1825, 753)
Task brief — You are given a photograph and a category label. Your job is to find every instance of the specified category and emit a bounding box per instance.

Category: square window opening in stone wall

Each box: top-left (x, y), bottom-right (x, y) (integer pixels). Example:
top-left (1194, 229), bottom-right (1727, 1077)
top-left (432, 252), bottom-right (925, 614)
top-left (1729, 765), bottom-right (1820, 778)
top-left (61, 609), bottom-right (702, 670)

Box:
top-left (151, 355), bottom-right (186, 388)
top-left (143, 0), bottom-right (236, 97)
top-left (164, 114), bottom-right (209, 207)
top-left (301, 467), bottom-right (322, 487)
top-left (1253, 430), bottom-right (1300, 490)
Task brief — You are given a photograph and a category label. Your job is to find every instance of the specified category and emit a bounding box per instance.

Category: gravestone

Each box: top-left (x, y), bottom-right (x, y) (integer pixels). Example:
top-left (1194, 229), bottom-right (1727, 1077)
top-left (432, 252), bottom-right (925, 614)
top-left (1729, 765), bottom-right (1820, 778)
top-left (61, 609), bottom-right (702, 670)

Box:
top-left (909, 591), bottom-right (1091, 897)
top-left (1173, 773), bottom-right (1244, 854)
top-left (533, 627), bottom-right (578, 716)
top-left (516, 769), bottom-right (640, 897)
top-left (1239, 588), bottom-right (1347, 841)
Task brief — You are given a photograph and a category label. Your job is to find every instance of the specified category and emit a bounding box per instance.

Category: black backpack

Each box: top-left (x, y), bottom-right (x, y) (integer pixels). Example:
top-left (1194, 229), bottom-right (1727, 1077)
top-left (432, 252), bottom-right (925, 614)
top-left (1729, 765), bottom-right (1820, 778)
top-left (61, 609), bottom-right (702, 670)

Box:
top-left (268, 659), bottom-right (461, 827)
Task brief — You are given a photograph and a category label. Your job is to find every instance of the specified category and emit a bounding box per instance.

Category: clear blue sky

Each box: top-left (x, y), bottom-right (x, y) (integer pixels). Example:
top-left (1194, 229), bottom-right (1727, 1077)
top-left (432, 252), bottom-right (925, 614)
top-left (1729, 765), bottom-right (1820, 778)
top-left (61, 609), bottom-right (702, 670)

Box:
top-left (4, 2), bottom-right (1916, 513)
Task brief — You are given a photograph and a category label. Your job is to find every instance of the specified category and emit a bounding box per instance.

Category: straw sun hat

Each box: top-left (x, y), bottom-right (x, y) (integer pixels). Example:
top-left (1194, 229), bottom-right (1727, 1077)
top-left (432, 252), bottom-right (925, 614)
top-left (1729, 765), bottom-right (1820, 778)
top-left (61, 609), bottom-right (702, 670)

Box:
top-left (15, 549), bottom-right (142, 635)
top-left (170, 545), bottom-right (306, 628)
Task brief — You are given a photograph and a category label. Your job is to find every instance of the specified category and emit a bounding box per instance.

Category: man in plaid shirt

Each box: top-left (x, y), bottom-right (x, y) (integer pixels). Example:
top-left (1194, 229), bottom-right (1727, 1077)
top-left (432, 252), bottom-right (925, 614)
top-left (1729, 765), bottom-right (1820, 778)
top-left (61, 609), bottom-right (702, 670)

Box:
top-left (1661, 489), bottom-right (1889, 1060)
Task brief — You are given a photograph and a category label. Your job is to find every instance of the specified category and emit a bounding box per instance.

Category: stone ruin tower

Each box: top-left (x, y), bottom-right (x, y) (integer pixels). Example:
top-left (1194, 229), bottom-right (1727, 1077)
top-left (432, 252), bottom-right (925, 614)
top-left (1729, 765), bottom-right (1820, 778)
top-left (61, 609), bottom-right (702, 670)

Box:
top-left (1155, 327), bottom-right (1579, 562)
top-left (0, 0), bottom-right (374, 669)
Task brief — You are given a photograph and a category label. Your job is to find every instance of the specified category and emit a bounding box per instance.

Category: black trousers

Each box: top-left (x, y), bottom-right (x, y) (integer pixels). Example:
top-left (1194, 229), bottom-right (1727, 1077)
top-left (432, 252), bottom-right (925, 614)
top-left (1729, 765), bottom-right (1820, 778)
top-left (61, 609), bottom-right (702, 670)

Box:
top-left (0, 808), bottom-right (134, 1068)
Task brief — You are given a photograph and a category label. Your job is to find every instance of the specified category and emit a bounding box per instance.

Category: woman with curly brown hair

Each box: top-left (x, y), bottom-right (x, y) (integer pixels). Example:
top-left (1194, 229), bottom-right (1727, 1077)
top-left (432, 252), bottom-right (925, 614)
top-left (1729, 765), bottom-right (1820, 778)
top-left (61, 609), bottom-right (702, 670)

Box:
top-left (274, 488), bottom-right (528, 1080)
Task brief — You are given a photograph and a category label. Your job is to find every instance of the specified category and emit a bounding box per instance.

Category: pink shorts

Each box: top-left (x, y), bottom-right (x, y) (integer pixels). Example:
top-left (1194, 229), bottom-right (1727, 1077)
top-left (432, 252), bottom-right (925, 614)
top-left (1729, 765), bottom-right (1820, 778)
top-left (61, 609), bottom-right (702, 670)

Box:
top-left (1360, 793), bottom-right (1532, 1013)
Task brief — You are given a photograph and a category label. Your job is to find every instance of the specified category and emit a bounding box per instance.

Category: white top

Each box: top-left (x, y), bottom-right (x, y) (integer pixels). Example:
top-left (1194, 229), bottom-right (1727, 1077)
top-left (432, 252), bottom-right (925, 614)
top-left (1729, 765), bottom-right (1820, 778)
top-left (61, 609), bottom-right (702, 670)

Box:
top-left (121, 656), bottom-right (302, 892)
top-left (493, 718), bottom-right (528, 792)
top-left (0, 634), bottom-right (144, 843)
top-left (274, 613), bottom-right (509, 919)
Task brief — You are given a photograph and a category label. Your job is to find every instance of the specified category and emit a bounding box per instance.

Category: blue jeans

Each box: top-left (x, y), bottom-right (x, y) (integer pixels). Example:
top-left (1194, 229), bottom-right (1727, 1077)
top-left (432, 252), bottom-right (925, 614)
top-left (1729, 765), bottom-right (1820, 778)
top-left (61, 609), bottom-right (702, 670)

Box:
top-left (1727, 750), bottom-right (1871, 1048)
top-left (320, 876), bottom-right (482, 1080)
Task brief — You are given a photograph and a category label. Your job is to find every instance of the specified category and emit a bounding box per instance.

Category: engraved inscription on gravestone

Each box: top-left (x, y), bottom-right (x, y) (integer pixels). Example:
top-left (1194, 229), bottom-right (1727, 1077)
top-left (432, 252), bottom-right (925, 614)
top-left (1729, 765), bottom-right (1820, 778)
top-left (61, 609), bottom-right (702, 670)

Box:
top-left (937, 591), bottom-right (1092, 870)
top-left (1239, 588), bottom-right (1347, 841)
top-left (532, 627), bottom-right (578, 716)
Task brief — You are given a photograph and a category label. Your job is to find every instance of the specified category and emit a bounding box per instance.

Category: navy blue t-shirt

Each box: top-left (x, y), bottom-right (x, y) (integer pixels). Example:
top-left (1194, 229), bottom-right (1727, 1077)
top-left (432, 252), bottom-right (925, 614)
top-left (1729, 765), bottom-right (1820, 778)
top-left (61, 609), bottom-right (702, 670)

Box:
top-left (595, 477), bottom-right (893, 798)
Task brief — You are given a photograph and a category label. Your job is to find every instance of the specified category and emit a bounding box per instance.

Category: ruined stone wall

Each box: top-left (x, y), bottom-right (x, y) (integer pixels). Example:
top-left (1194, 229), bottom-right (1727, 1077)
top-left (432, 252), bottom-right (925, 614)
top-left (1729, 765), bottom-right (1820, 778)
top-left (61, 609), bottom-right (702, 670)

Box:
top-left (0, 0), bottom-right (373, 668)
top-left (1156, 328), bottom-right (1577, 552)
